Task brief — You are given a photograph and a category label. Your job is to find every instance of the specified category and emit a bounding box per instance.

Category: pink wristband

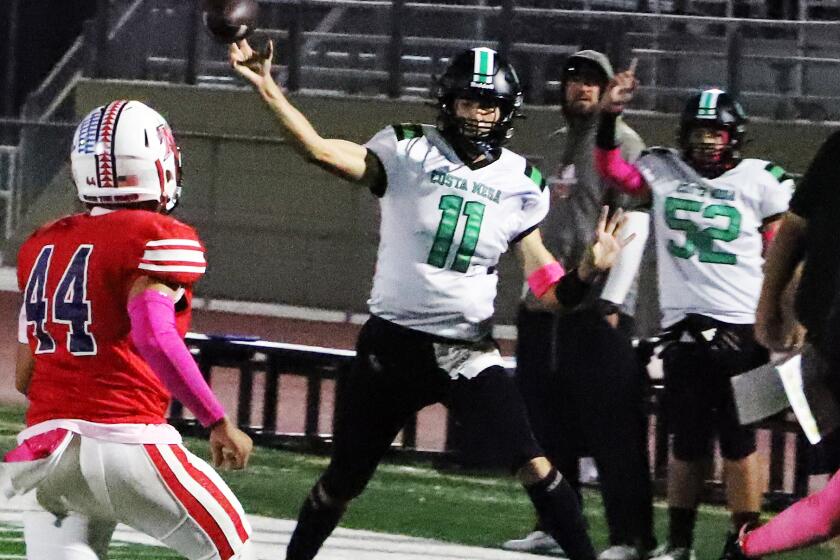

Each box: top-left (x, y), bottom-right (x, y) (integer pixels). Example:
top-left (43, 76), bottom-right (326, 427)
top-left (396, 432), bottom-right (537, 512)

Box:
top-left (528, 261), bottom-right (565, 298)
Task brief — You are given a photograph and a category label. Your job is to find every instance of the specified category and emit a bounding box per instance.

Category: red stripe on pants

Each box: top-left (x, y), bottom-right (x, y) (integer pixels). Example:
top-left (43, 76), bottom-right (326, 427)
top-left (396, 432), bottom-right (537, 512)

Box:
top-left (145, 444), bottom-right (236, 560)
top-left (169, 445), bottom-right (250, 542)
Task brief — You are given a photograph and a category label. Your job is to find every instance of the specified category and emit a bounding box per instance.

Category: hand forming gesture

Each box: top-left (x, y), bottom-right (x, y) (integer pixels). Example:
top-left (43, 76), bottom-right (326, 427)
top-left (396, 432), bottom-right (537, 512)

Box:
top-left (581, 206), bottom-right (636, 280)
top-left (229, 39), bottom-right (279, 97)
top-left (600, 58), bottom-right (639, 114)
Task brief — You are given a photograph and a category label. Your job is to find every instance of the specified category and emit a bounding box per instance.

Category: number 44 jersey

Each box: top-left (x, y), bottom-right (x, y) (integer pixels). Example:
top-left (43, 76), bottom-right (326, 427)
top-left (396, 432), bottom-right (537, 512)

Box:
top-left (635, 148), bottom-right (793, 328)
top-left (365, 124), bottom-right (549, 341)
top-left (16, 209), bottom-right (206, 427)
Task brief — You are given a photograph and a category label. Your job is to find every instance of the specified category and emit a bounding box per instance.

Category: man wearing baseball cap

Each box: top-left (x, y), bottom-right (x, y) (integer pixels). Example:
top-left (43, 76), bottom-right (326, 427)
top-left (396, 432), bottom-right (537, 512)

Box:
top-left (504, 50), bottom-right (655, 560)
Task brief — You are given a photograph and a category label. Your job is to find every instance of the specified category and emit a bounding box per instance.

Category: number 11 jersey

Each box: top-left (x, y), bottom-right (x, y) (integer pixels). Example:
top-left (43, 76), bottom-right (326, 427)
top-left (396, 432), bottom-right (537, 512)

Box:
top-left (17, 209), bottom-right (206, 427)
top-left (635, 148), bottom-right (793, 327)
top-left (365, 124), bottom-right (549, 341)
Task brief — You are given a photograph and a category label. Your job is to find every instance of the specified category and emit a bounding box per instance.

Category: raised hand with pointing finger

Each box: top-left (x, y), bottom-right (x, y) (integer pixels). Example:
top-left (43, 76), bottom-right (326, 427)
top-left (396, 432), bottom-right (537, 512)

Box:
top-left (600, 57), bottom-right (638, 114)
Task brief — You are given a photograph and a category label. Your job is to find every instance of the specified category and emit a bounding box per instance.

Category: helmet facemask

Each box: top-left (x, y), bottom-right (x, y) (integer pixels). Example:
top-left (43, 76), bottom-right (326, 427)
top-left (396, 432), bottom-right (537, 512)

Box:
top-left (434, 48), bottom-right (523, 164)
top-left (438, 93), bottom-right (518, 162)
top-left (678, 89), bottom-right (747, 179)
top-left (683, 126), bottom-right (732, 176)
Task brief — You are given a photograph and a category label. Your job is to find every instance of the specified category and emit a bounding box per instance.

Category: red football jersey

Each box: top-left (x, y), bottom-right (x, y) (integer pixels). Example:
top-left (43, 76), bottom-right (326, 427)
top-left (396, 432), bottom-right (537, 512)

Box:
top-left (17, 209), bottom-right (206, 426)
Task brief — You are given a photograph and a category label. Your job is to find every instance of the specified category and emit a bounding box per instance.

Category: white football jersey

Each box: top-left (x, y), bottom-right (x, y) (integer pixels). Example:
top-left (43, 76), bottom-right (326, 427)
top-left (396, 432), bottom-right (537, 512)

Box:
top-left (635, 148), bottom-right (793, 327)
top-left (365, 124), bottom-right (549, 341)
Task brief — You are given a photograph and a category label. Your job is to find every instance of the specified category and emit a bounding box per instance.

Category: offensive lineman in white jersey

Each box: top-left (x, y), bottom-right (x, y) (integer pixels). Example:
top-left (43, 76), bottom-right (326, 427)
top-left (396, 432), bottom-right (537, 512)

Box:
top-left (595, 71), bottom-right (793, 560)
top-left (230, 40), bottom-right (633, 560)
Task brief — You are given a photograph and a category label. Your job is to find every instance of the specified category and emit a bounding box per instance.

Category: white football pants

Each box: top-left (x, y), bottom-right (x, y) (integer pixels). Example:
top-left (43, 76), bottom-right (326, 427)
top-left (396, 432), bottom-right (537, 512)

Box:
top-left (22, 433), bottom-right (254, 560)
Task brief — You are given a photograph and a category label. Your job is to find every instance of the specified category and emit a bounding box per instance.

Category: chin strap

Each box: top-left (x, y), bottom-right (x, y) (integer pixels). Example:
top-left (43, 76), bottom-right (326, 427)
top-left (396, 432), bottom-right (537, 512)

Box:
top-left (442, 127), bottom-right (501, 164)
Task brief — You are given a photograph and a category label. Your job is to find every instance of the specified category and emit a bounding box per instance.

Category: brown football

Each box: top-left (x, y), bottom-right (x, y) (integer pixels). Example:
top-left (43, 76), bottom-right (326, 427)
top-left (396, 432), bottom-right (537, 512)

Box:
top-left (202, 0), bottom-right (258, 44)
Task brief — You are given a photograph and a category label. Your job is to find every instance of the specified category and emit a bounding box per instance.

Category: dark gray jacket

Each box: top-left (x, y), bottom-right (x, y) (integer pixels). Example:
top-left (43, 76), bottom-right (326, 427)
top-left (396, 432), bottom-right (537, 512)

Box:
top-left (527, 52), bottom-right (647, 313)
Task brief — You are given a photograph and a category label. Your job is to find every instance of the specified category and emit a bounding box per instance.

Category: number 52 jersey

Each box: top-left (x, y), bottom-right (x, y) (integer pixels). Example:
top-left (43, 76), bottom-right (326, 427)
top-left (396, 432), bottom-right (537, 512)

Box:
top-left (365, 124), bottom-right (549, 341)
top-left (635, 148), bottom-right (793, 327)
top-left (17, 209), bottom-right (206, 427)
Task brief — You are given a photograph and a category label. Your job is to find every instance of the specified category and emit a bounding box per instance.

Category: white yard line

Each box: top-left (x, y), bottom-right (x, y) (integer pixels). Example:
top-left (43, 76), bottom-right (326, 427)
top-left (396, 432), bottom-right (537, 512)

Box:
top-left (1, 495), bottom-right (548, 560)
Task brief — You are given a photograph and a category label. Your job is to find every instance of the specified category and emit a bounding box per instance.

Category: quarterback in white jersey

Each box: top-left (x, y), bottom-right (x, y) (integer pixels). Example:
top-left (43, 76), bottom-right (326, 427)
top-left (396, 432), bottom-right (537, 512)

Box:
top-left (595, 74), bottom-right (792, 560)
top-left (231, 40), bottom-right (632, 560)
top-left (365, 124), bottom-right (548, 340)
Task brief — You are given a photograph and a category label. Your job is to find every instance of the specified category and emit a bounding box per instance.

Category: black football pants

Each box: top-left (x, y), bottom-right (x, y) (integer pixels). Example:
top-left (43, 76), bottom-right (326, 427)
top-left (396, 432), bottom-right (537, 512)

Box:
top-left (321, 315), bottom-right (543, 501)
top-left (516, 305), bottom-right (656, 548)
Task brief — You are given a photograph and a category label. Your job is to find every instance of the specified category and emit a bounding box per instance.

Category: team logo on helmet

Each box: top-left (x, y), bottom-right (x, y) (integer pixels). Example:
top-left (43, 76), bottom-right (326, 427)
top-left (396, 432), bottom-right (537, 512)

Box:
top-left (469, 47), bottom-right (498, 90)
top-left (157, 124), bottom-right (177, 160)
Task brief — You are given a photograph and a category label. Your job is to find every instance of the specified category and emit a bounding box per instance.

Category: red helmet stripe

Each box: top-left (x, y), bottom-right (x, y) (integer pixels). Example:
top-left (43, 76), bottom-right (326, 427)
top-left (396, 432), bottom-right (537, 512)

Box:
top-left (95, 100), bottom-right (129, 189)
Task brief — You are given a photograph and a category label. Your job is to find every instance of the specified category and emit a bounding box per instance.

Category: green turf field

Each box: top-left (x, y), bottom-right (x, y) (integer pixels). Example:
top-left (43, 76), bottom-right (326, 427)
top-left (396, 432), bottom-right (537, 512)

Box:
top-left (0, 404), bottom-right (835, 560)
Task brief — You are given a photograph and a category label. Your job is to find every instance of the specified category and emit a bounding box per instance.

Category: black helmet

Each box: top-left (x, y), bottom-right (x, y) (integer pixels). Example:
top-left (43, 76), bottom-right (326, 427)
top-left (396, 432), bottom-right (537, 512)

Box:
top-left (678, 88), bottom-right (747, 177)
top-left (435, 47), bottom-right (523, 162)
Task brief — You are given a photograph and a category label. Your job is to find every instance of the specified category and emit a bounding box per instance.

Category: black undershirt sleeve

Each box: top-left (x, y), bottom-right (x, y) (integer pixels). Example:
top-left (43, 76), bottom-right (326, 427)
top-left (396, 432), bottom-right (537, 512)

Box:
top-left (362, 149), bottom-right (387, 197)
top-left (596, 112), bottom-right (620, 150)
top-left (554, 268), bottom-right (595, 308)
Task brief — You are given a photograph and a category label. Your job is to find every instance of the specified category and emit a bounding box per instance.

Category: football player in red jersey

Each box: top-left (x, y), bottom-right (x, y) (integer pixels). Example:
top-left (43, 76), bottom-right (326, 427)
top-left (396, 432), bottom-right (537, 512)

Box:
top-left (2, 100), bottom-right (255, 560)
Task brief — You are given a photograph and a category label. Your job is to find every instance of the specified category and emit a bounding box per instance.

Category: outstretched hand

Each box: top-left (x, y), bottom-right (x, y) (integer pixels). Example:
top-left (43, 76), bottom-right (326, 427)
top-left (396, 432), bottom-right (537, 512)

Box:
top-left (600, 58), bottom-right (639, 114)
top-left (581, 206), bottom-right (636, 280)
top-left (229, 39), bottom-right (278, 96)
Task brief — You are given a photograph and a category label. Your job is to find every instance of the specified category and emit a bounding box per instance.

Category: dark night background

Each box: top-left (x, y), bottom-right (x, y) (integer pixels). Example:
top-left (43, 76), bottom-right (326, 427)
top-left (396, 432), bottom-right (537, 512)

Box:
top-left (1, 0), bottom-right (97, 117)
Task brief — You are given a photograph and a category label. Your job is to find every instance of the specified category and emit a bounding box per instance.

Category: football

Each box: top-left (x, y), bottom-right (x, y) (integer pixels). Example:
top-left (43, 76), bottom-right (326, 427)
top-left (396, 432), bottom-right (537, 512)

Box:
top-left (202, 0), bottom-right (259, 44)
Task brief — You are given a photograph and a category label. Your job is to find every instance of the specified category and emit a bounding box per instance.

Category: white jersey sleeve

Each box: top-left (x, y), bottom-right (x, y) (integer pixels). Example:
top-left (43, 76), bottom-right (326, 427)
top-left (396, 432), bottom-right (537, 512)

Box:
top-left (516, 163), bottom-right (550, 241)
top-left (757, 162), bottom-right (795, 219)
top-left (364, 124), bottom-right (424, 181)
top-left (18, 303), bottom-right (27, 344)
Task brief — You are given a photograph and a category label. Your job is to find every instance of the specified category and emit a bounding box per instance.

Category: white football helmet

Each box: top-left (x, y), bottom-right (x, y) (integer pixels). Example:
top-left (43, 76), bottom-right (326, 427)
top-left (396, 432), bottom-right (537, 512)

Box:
top-left (71, 100), bottom-right (182, 212)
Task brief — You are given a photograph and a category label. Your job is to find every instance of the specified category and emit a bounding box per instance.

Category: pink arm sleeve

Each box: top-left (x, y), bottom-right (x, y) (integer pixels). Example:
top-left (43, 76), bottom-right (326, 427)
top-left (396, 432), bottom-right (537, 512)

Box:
top-left (127, 290), bottom-right (225, 428)
top-left (594, 147), bottom-right (647, 194)
top-left (742, 470), bottom-right (840, 556)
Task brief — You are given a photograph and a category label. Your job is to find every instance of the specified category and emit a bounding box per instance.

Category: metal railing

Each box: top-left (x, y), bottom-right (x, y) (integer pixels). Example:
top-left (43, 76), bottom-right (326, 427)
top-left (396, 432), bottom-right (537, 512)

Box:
top-left (0, 147), bottom-right (19, 242)
top-left (175, 333), bottom-right (812, 508)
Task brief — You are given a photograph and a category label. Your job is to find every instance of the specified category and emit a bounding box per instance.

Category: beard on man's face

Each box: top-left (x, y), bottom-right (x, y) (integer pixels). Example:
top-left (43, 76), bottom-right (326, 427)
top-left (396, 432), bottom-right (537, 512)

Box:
top-left (566, 94), bottom-right (599, 115)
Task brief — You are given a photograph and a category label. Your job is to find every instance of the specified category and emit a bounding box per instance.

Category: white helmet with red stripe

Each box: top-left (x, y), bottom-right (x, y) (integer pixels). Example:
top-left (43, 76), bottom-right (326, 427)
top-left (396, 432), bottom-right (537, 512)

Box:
top-left (71, 100), bottom-right (182, 212)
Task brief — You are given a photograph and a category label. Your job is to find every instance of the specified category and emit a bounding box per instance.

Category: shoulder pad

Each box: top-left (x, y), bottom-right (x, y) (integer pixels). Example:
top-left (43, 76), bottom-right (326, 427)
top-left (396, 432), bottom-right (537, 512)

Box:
top-left (523, 162), bottom-right (547, 191)
top-left (134, 212), bottom-right (205, 285)
top-left (392, 123), bottom-right (424, 141)
top-left (763, 162), bottom-right (793, 183)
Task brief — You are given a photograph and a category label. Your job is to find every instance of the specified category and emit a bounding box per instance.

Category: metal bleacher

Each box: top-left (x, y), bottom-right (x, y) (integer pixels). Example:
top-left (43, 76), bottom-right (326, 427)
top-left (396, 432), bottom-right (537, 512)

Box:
top-left (131, 0), bottom-right (840, 117)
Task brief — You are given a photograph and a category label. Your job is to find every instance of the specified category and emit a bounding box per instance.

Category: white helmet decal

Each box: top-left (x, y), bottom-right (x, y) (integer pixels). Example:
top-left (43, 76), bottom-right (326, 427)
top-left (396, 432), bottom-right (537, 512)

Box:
top-left (71, 100), bottom-right (182, 211)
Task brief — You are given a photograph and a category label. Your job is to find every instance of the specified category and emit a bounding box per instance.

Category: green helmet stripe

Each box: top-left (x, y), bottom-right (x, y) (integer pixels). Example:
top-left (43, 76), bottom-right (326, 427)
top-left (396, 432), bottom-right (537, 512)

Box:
top-left (697, 89), bottom-right (721, 119)
top-left (472, 48), bottom-right (494, 84)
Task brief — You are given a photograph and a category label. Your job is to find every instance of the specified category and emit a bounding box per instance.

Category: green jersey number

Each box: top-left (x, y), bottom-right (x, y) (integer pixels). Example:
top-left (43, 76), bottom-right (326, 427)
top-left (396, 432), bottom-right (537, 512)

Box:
top-left (427, 194), bottom-right (485, 273)
top-left (664, 197), bottom-right (741, 265)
